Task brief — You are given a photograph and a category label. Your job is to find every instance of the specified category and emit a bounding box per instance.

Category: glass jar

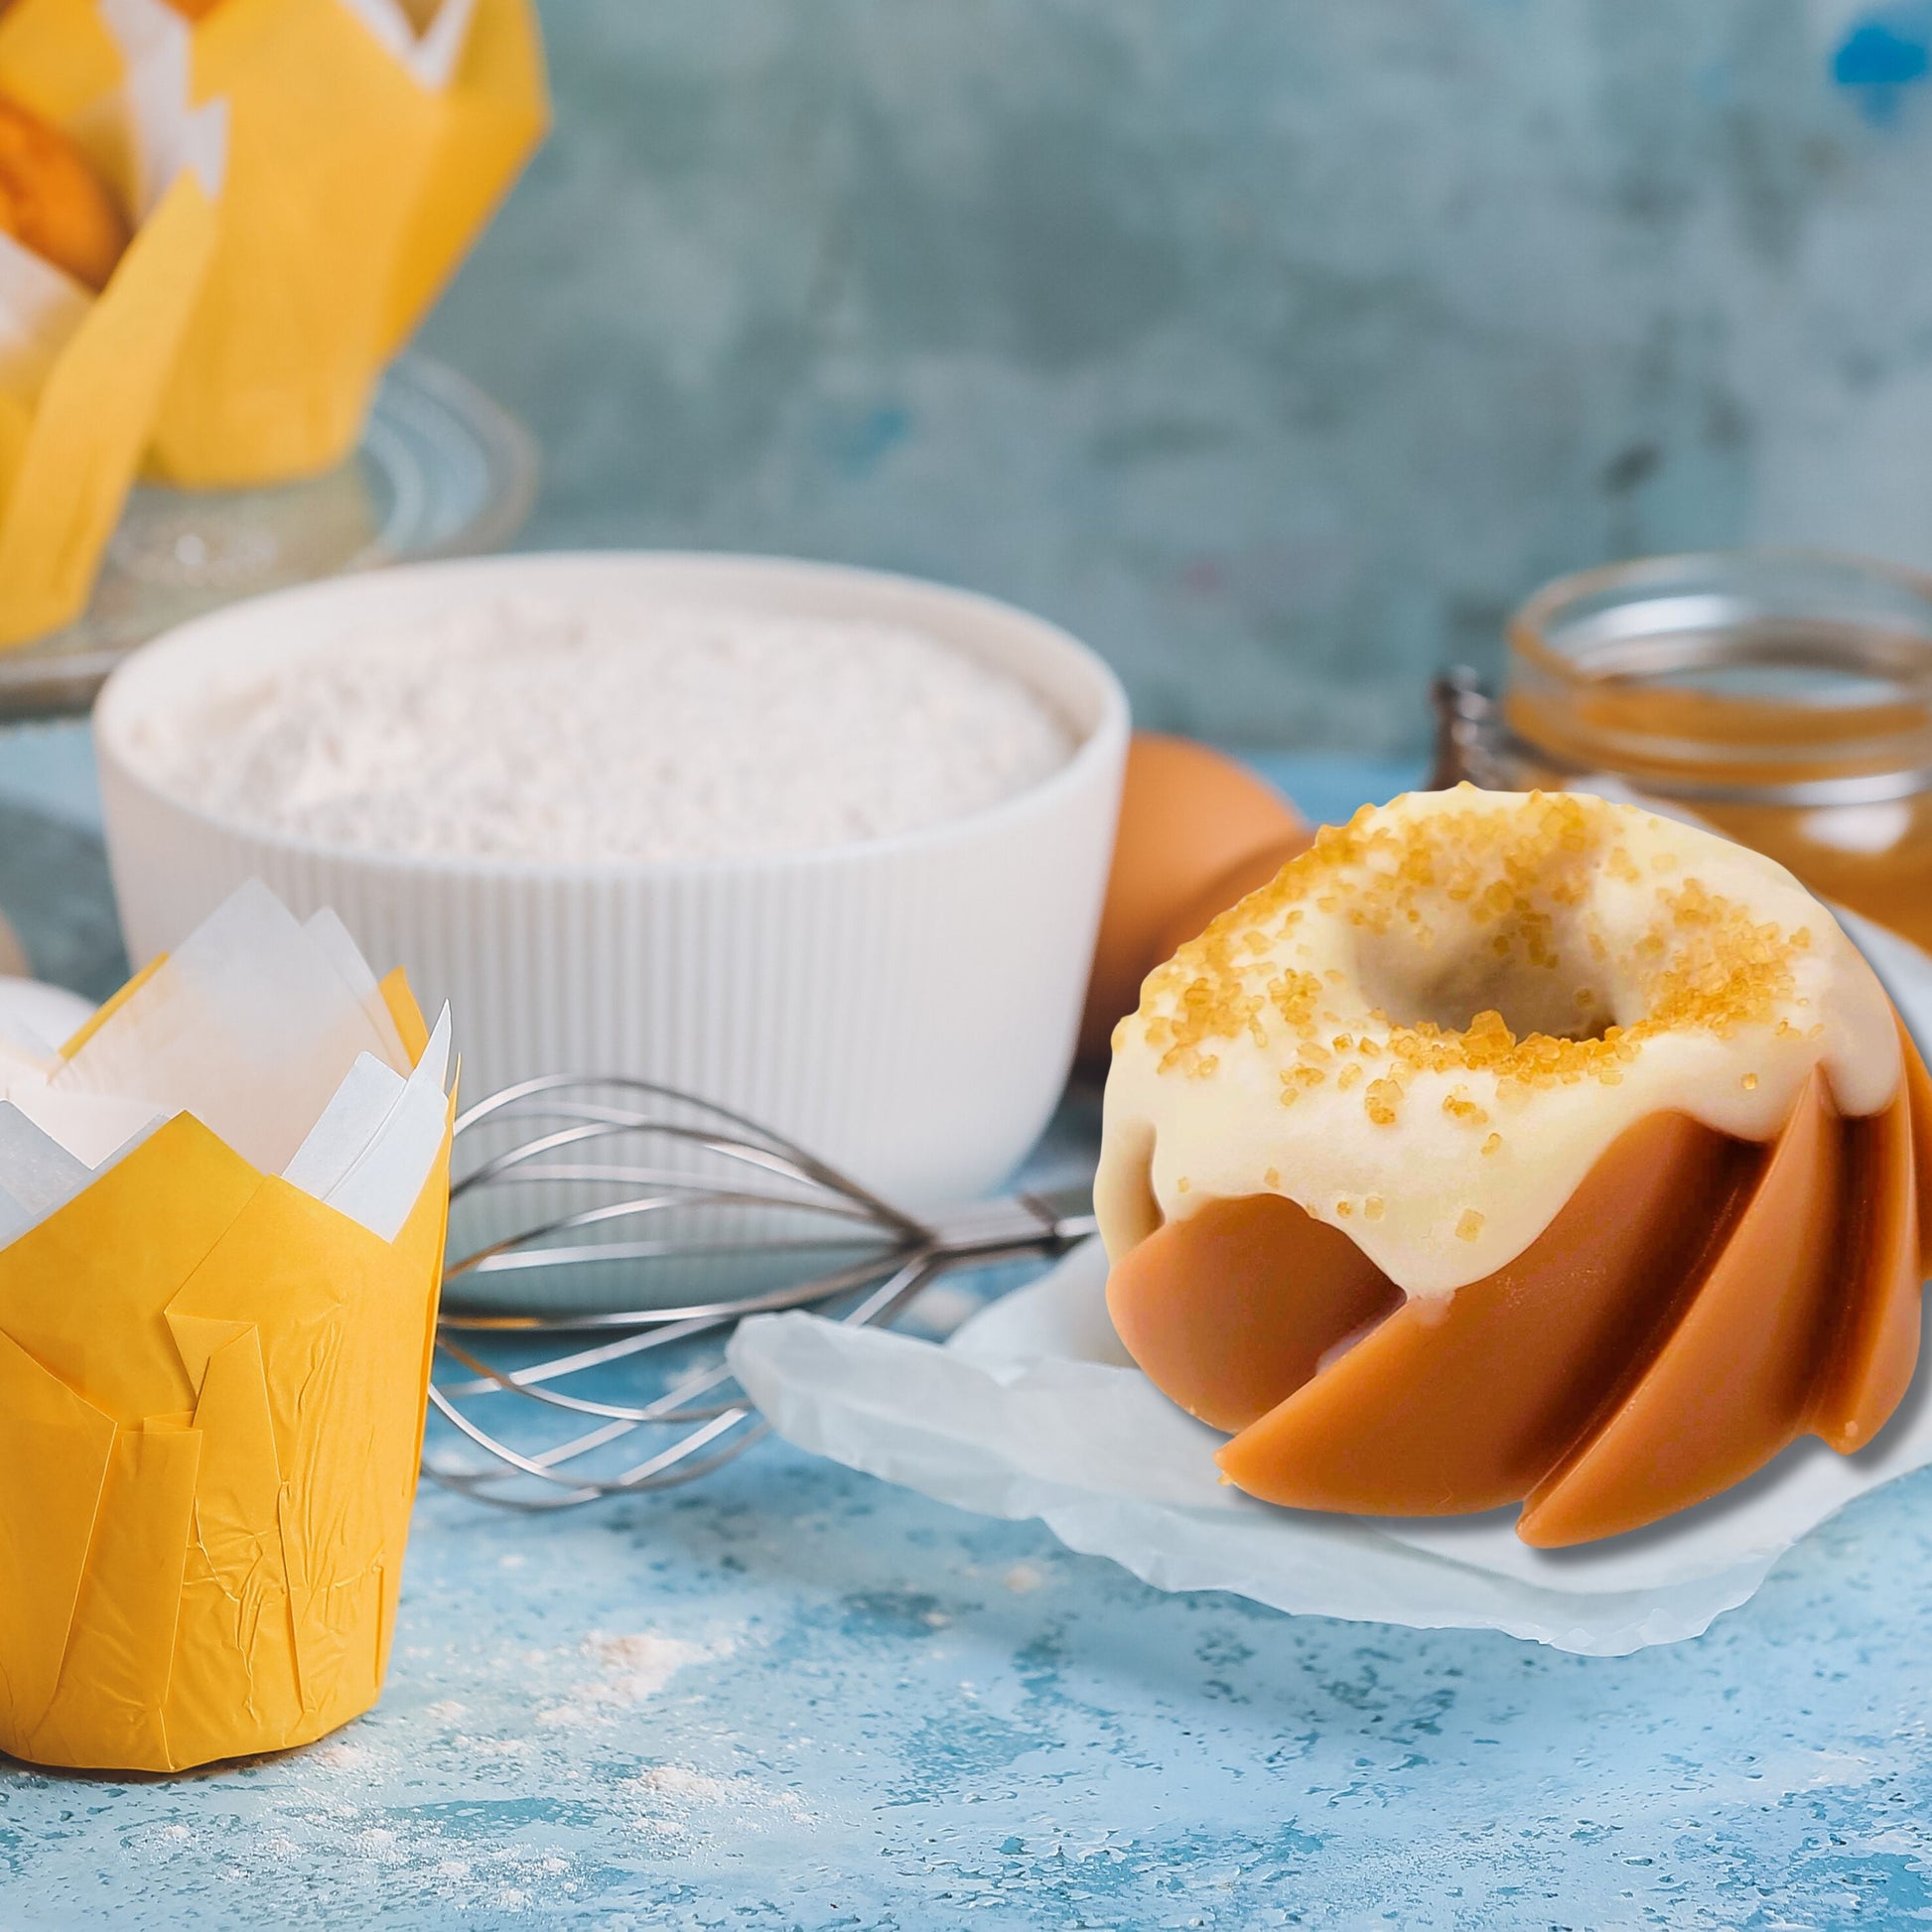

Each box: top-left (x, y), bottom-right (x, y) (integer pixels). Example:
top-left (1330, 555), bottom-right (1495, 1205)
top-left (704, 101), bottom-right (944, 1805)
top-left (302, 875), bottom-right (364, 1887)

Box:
top-left (1436, 550), bottom-right (1932, 950)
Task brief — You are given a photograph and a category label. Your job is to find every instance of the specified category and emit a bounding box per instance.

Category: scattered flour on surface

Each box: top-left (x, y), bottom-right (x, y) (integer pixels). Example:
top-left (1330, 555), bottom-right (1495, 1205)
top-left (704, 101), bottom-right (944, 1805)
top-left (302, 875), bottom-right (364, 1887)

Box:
top-left (633, 1765), bottom-right (741, 1804)
top-left (534, 1627), bottom-right (735, 1727)
top-left (585, 1630), bottom-right (714, 1701)
top-left (623, 1763), bottom-right (814, 1841)
top-left (132, 598), bottom-right (1076, 863)
top-left (97, 1623), bottom-right (768, 1918)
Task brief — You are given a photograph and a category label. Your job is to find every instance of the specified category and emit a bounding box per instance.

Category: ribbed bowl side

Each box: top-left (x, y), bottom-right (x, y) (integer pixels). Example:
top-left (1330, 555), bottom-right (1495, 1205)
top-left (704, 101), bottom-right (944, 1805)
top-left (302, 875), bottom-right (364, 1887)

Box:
top-left (94, 554), bottom-right (1128, 1214)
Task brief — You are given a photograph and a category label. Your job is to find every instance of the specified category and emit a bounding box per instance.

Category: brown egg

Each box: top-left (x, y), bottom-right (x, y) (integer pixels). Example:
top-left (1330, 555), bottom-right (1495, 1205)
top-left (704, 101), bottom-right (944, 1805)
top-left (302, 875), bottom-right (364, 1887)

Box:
top-left (0, 97), bottom-right (129, 293)
top-left (1078, 733), bottom-right (1311, 1065)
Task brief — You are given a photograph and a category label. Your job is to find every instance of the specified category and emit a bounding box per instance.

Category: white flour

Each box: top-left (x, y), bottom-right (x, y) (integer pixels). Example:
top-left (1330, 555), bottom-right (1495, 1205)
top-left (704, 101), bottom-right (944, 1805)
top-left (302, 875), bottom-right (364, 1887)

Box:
top-left (101, 1620), bottom-right (783, 1917)
top-left (533, 1630), bottom-right (726, 1725)
top-left (132, 598), bottom-right (1075, 863)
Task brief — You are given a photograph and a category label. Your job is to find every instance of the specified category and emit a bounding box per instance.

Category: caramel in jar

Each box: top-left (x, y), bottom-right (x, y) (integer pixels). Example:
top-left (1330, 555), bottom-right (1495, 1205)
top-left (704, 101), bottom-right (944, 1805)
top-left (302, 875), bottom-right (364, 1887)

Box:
top-left (1480, 551), bottom-right (1932, 949)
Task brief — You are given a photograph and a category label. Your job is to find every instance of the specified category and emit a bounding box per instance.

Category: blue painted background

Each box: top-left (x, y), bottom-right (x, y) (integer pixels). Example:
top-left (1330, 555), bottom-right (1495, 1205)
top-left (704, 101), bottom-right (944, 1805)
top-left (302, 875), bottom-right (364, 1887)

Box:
top-left (422, 0), bottom-right (1932, 754)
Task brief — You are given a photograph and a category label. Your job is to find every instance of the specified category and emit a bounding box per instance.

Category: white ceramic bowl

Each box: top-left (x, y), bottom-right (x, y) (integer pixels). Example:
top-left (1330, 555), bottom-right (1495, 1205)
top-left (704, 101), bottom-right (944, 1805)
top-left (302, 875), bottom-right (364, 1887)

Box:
top-left (95, 553), bottom-right (1128, 1208)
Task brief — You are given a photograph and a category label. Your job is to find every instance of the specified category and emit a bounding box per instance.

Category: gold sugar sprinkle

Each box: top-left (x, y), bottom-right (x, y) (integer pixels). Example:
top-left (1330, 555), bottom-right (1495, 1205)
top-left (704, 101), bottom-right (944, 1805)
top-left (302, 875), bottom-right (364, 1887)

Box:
top-left (1481, 1132), bottom-right (1503, 1156)
top-left (1134, 790), bottom-right (1807, 1104)
top-left (1455, 1208), bottom-right (1484, 1242)
top-left (1363, 1194), bottom-right (1385, 1221)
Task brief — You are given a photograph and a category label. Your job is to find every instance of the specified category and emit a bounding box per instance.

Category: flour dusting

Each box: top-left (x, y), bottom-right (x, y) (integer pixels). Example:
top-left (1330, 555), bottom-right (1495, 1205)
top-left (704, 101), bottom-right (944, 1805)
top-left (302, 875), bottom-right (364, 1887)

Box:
top-left (93, 1619), bottom-right (769, 1918)
top-left (634, 1765), bottom-right (742, 1803)
top-left (586, 1630), bottom-right (714, 1701)
top-left (624, 1763), bottom-right (814, 1840)
top-left (534, 1627), bottom-right (733, 1727)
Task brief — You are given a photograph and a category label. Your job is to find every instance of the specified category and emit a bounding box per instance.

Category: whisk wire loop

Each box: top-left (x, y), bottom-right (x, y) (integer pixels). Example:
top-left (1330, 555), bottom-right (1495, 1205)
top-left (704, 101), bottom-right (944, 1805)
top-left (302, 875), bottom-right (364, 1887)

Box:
top-left (426, 1076), bottom-right (1093, 1507)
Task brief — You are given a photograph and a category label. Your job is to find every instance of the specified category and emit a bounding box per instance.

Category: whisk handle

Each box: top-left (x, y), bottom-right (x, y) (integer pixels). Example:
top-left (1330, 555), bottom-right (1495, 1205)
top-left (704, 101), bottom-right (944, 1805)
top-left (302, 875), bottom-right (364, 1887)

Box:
top-left (1017, 1182), bottom-right (1098, 1247)
top-left (923, 1183), bottom-right (1096, 1259)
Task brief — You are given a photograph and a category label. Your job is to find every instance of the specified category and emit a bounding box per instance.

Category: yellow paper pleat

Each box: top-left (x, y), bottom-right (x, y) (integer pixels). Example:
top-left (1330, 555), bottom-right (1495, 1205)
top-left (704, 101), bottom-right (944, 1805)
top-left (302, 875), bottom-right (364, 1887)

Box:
top-left (0, 1327), bottom-right (117, 1745)
top-left (383, 972), bottom-right (453, 1655)
top-left (28, 1425), bottom-right (204, 1772)
top-left (387, 1104), bottom-right (455, 1679)
top-left (164, 1325), bottom-right (304, 1768)
top-left (147, 0), bottom-right (545, 484)
top-left (147, 0), bottom-right (442, 483)
top-left (165, 1159), bottom-right (447, 1740)
top-left (0, 173), bottom-right (217, 647)
top-left (378, 964), bottom-right (432, 1064)
top-left (377, 0), bottom-right (548, 353)
top-left (0, 1112), bottom-right (261, 1423)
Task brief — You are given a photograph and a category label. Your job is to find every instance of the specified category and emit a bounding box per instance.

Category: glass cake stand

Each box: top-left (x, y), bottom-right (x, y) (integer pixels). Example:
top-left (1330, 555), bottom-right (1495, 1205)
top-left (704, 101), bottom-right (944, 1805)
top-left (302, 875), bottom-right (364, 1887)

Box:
top-left (0, 353), bottom-right (538, 721)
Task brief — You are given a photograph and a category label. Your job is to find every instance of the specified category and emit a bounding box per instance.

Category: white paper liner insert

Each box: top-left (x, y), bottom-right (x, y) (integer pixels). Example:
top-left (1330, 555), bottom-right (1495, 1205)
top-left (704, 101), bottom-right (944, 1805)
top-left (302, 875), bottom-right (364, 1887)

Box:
top-left (0, 883), bottom-right (450, 1248)
top-left (0, 977), bottom-right (95, 1062)
top-left (99, 0), bottom-right (228, 214)
top-left (0, 237), bottom-right (89, 406)
top-left (335, 0), bottom-right (481, 91)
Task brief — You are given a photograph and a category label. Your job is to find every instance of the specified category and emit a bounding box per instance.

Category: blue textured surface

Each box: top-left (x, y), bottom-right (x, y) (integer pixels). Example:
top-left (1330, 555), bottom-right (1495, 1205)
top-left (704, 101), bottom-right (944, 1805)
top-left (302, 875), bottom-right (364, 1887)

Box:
top-left (5, 737), bottom-right (1932, 1928)
top-left (11, 1446), bottom-right (1932, 1931)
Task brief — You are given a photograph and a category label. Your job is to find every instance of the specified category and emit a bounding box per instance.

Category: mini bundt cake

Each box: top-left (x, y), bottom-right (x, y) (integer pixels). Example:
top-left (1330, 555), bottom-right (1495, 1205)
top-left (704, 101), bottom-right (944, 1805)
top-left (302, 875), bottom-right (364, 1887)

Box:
top-left (1096, 787), bottom-right (1932, 1546)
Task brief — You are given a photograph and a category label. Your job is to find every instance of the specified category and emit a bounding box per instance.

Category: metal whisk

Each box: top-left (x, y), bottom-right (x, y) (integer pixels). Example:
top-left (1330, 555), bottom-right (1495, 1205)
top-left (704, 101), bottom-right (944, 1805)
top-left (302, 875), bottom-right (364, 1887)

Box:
top-left (424, 1075), bottom-right (1096, 1508)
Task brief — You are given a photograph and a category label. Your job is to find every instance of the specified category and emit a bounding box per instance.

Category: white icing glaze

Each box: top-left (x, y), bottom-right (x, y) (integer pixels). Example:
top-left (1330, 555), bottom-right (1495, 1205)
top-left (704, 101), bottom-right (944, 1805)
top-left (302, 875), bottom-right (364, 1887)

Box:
top-left (1096, 788), bottom-right (1901, 1299)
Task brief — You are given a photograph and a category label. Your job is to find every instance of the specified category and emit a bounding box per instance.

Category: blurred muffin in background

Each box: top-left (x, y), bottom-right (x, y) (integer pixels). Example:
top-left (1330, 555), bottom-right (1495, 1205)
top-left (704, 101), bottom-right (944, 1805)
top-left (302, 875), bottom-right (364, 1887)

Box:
top-left (0, 95), bottom-right (127, 290)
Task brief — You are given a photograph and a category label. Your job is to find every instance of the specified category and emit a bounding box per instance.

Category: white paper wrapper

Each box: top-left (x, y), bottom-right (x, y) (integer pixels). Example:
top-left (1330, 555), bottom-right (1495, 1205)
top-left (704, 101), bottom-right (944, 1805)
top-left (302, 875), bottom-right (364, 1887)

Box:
top-left (731, 908), bottom-right (1932, 1656)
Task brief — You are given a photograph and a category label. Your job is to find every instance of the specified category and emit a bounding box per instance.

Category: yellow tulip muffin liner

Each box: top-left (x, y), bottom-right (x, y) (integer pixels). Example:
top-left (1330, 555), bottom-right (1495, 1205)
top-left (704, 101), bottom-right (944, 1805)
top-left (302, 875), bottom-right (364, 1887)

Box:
top-left (0, 965), bottom-right (452, 1774)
